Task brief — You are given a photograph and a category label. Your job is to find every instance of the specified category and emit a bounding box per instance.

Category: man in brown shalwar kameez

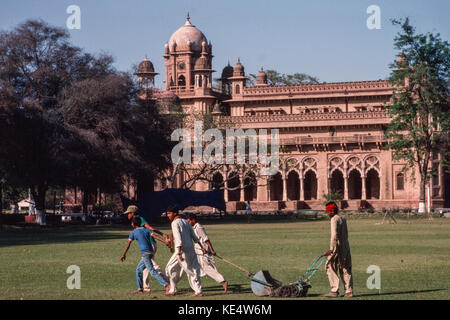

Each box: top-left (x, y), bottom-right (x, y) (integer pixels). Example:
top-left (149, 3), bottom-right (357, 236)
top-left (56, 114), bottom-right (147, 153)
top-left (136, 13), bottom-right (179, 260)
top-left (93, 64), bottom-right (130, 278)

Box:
top-left (323, 201), bottom-right (353, 298)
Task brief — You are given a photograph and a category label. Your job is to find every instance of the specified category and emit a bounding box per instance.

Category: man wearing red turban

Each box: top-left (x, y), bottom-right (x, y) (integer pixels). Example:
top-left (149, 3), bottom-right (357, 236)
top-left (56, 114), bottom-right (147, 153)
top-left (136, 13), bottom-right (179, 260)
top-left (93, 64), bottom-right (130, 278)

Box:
top-left (323, 201), bottom-right (353, 298)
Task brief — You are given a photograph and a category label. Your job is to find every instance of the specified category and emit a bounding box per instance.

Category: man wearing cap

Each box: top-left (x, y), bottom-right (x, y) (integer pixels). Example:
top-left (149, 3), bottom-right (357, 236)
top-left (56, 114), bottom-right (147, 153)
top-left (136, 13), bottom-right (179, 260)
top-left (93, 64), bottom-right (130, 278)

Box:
top-left (323, 201), bottom-right (353, 298)
top-left (187, 213), bottom-right (228, 293)
top-left (124, 205), bottom-right (169, 292)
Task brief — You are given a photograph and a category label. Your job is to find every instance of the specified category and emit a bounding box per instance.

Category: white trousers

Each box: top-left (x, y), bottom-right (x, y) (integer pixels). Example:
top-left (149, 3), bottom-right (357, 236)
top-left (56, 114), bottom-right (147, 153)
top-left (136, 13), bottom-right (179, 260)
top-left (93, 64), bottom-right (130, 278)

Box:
top-left (165, 249), bottom-right (202, 294)
top-left (198, 254), bottom-right (225, 283)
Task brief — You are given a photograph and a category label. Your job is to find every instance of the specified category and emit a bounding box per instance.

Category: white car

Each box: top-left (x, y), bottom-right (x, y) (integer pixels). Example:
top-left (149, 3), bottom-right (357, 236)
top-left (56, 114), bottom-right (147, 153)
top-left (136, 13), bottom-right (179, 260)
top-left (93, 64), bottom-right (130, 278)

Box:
top-left (59, 213), bottom-right (86, 223)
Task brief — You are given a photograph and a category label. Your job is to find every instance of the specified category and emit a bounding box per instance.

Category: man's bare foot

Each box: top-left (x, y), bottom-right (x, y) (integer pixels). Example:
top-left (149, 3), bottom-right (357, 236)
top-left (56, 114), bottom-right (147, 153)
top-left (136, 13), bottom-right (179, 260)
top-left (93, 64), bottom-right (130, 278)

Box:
top-left (164, 284), bottom-right (171, 295)
top-left (344, 292), bottom-right (354, 298)
top-left (130, 289), bottom-right (143, 295)
top-left (222, 281), bottom-right (228, 293)
top-left (191, 293), bottom-right (204, 297)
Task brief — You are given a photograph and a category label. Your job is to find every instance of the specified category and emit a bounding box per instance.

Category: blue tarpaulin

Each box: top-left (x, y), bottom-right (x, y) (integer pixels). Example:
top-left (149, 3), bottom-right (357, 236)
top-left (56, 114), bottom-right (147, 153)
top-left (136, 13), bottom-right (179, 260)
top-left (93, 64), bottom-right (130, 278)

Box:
top-left (121, 188), bottom-right (226, 220)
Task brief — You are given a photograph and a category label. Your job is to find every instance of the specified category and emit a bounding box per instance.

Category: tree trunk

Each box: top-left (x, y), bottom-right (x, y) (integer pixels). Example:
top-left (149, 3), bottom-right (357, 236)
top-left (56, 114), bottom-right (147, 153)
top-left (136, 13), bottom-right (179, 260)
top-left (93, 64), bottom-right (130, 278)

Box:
top-left (82, 188), bottom-right (89, 214)
top-left (418, 174), bottom-right (427, 214)
top-left (0, 182), bottom-right (3, 214)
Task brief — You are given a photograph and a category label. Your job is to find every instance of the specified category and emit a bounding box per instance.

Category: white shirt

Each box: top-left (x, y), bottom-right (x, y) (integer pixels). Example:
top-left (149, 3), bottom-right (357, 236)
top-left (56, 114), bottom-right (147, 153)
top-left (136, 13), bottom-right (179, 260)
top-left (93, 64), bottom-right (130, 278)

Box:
top-left (192, 222), bottom-right (210, 255)
top-left (171, 217), bottom-right (199, 252)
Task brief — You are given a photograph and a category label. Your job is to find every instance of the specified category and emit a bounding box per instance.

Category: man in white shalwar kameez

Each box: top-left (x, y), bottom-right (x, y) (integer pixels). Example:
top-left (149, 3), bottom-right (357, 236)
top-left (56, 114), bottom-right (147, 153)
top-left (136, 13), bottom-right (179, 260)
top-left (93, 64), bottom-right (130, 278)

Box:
top-left (165, 206), bottom-right (206, 296)
top-left (187, 213), bottom-right (228, 293)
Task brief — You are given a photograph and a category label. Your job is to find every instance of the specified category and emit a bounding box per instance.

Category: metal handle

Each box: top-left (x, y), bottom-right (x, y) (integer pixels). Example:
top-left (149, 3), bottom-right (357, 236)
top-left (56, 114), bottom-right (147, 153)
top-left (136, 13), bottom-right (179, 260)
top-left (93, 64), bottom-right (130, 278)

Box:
top-left (300, 254), bottom-right (327, 282)
top-left (215, 254), bottom-right (254, 277)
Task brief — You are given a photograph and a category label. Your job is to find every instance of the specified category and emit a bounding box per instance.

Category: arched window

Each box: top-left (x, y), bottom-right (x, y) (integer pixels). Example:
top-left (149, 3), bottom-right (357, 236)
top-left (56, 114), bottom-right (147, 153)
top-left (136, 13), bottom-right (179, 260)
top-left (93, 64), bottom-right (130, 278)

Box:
top-left (235, 84), bottom-right (240, 94)
top-left (396, 173), bottom-right (404, 190)
top-left (178, 75), bottom-right (186, 86)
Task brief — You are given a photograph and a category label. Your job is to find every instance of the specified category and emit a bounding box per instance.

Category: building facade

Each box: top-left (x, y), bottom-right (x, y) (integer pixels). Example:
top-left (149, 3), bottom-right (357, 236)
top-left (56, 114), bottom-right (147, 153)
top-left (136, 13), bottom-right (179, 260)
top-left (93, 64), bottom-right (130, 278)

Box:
top-left (65, 14), bottom-right (447, 212)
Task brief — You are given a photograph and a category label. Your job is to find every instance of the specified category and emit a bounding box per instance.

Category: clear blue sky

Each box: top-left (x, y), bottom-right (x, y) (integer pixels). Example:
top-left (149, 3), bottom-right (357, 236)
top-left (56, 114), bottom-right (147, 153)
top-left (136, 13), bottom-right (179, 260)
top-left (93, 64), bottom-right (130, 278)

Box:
top-left (1, 0), bottom-right (449, 87)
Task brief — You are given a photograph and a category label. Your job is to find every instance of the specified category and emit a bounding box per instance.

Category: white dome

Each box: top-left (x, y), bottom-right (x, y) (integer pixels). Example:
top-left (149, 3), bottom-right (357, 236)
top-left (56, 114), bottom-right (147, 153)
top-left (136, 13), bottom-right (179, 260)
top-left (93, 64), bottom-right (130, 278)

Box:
top-left (168, 15), bottom-right (207, 53)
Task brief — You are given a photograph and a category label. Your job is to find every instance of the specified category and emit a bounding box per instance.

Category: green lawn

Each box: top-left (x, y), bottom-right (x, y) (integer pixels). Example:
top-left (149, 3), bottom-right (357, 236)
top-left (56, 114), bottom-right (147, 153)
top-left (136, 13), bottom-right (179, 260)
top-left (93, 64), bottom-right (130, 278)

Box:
top-left (0, 217), bottom-right (449, 300)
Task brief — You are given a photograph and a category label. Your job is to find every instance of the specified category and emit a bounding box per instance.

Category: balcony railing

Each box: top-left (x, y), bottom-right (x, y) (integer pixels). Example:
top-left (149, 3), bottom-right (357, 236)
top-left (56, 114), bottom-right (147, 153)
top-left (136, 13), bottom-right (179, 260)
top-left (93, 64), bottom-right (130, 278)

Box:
top-left (219, 111), bottom-right (389, 123)
top-left (280, 135), bottom-right (387, 146)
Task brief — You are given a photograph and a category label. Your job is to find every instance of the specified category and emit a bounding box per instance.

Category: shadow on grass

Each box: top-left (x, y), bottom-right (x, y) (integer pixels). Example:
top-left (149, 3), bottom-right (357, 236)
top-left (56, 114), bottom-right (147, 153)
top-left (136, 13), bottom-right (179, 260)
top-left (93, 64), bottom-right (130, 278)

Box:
top-left (202, 283), bottom-right (253, 294)
top-left (355, 288), bottom-right (447, 298)
top-left (190, 218), bottom-right (325, 227)
top-left (0, 224), bottom-right (131, 248)
top-left (0, 217), bottom-right (321, 248)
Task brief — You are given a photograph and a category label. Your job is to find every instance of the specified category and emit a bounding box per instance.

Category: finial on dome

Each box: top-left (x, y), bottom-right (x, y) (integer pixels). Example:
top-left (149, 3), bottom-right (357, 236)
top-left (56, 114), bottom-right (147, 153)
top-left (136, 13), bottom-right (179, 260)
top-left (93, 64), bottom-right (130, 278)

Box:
top-left (184, 12), bottom-right (192, 26)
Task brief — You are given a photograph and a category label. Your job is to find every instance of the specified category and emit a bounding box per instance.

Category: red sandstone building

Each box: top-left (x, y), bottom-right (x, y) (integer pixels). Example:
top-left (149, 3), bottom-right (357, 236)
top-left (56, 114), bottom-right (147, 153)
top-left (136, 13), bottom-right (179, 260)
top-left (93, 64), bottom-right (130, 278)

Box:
top-left (66, 15), bottom-right (449, 212)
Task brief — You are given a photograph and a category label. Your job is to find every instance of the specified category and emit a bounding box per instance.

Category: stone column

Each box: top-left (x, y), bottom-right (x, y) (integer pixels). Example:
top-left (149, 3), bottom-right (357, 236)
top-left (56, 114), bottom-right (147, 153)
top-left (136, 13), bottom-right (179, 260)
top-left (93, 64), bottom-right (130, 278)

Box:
top-left (282, 173), bottom-right (287, 202)
top-left (224, 174), bottom-right (229, 202)
top-left (344, 173), bottom-right (349, 200)
top-left (240, 174), bottom-right (245, 202)
top-left (256, 179), bottom-right (260, 201)
top-left (361, 174), bottom-right (367, 200)
top-left (300, 175), bottom-right (305, 201)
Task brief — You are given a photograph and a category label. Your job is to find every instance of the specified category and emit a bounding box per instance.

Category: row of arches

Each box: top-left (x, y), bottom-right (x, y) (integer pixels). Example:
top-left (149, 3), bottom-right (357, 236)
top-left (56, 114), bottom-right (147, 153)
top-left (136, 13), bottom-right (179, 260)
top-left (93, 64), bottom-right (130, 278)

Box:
top-left (211, 167), bottom-right (380, 202)
top-left (271, 171), bottom-right (318, 201)
top-left (330, 168), bottom-right (380, 199)
top-left (211, 170), bottom-right (319, 202)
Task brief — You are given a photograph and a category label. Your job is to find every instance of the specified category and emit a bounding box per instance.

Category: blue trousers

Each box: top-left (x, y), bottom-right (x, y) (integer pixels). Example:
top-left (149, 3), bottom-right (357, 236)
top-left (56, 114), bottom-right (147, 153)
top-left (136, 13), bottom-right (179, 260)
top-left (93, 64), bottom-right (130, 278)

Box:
top-left (136, 253), bottom-right (168, 290)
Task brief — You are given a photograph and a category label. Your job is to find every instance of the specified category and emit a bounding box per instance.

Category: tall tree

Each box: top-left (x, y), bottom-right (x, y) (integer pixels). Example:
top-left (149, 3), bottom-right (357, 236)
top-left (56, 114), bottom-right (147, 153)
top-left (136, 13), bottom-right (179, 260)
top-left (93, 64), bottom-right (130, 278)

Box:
top-left (385, 18), bottom-right (450, 214)
top-left (0, 19), bottom-right (116, 220)
top-left (0, 19), bottom-right (175, 218)
top-left (248, 69), bottom-right (319, 85)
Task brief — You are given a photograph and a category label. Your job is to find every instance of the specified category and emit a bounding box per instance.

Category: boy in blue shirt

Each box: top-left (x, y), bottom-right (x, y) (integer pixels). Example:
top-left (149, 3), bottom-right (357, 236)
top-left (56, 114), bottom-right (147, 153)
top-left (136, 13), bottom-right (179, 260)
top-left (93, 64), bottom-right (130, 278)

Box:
top-left (120, 216), bottom-right (171, 295)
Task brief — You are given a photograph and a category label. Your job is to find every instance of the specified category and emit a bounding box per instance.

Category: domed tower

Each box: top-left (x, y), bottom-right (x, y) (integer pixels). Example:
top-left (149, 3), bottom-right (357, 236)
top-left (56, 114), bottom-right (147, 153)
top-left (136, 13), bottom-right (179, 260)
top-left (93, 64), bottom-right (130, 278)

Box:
top-left (193, 40), bottom-right (215, 96)
top-left (228, 58), bottom-right (247, 97)
top-left (164, 13), bottom-right (211, 93)
top-left (221, 62), bottom-right (233, 95)
top-left (135, 57), bottom-right (158, 99)
top-left (256, 67), bottom-right (268, 86)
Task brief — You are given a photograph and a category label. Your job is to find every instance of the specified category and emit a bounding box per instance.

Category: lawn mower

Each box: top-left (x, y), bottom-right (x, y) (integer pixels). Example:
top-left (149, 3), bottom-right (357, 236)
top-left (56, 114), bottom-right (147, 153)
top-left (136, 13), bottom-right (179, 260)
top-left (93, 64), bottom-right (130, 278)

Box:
top-left (216, 253), bottom-right (327, 298)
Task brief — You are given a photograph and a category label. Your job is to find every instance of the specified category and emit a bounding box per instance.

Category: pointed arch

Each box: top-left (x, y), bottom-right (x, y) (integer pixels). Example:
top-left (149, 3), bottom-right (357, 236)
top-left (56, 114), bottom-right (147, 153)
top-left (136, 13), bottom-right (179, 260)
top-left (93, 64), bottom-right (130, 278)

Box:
top-left (366, 168), bottom-right (380, 199)
top-left (269, 172), bottom-right (283, 201)
top-left (227, 171), bottom-right (240, 201)
top-left (304, 170), bottom-right (318, 200)
top-left (287, 170), bottom-right (300, 200)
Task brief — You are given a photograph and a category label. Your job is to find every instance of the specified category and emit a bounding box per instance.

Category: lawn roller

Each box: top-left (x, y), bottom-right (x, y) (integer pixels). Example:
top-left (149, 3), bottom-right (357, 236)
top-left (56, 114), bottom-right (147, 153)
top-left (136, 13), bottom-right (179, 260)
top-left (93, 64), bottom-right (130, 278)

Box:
top-left (216, 253), bottom-right (327, 298)
top-left (250, 253), bottom-right (327, 298)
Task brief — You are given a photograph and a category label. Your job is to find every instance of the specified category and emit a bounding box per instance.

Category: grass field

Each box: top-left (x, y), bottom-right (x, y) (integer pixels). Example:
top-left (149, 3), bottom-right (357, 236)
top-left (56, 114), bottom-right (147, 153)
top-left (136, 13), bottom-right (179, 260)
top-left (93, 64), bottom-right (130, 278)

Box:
top-left (0, 217), bottom-right (449, 300)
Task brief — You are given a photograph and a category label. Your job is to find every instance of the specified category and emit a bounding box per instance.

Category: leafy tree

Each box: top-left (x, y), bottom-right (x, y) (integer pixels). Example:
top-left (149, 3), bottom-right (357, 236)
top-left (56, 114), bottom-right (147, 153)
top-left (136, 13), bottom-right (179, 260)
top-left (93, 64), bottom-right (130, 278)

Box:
top-left (248, 70), bottom-right (319, 85)
top-left (0, 19), bottom-right (116, 215)
top-left (0, 20), bottom-right (175, 216)
top-left (385, 18), bottom-right (450, 214)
